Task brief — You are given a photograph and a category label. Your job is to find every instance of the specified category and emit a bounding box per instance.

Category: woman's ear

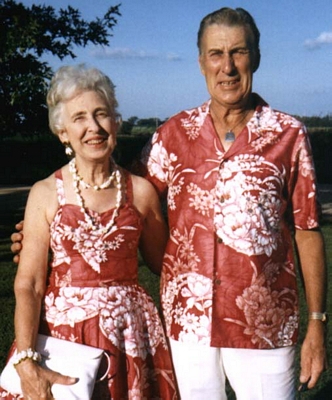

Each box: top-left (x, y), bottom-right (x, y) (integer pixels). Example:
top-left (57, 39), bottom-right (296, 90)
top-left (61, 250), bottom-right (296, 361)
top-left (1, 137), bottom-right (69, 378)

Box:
top-left (58, 130), bottom-right (68, 144)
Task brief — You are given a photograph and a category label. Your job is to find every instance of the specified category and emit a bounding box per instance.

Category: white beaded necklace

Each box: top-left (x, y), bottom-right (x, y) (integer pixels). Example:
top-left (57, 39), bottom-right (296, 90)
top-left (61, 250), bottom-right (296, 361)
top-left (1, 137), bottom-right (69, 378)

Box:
top-left (69, 158), bottom-right (122, 233)
top-left (72, 158), bottom-right (117, 191)
top-left (78, 173), bottom-right (116, 191)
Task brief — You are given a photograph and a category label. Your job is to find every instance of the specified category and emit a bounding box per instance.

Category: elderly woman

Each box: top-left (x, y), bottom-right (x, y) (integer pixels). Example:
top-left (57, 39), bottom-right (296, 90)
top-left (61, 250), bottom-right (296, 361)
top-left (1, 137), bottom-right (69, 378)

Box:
top-left (1, 65), bottom-right (178, 399)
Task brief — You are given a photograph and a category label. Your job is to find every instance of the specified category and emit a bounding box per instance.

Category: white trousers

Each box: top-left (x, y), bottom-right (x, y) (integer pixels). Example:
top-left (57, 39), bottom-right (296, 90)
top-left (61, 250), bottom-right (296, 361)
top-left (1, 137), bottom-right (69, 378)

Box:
top-left (169, 339), bottom-right (296, 400)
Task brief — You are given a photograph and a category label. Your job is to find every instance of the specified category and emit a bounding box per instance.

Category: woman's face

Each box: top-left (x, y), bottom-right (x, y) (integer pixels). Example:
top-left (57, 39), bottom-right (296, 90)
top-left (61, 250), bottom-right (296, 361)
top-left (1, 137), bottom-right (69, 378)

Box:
top-left (59, 90), bottom-right (117, 162)
top-left (199, 24), bottom-right (257, 110)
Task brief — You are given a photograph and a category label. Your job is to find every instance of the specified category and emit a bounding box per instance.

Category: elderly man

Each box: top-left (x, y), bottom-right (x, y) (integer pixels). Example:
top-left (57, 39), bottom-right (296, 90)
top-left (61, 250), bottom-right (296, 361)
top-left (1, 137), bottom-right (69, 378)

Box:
top-left (135, 7), bottom-right (327, 400)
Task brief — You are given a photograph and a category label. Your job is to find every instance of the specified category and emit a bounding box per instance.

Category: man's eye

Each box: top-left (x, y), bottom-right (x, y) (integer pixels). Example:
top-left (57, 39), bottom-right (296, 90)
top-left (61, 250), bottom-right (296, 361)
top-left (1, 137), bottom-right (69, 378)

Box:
top-left (210, 51), bottom-right (223, 58)
top-left (234, 49), bottom-right (250, 55)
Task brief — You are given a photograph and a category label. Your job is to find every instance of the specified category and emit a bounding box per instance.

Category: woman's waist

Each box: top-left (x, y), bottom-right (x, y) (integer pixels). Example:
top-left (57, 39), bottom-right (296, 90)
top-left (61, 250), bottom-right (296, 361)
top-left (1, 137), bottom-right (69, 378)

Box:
top-left (48, 273), bottom-right (138, 288)
top-left (72, 278), bottom-right (138, 287)
top-left (49, 259), bottom-right (139, 287)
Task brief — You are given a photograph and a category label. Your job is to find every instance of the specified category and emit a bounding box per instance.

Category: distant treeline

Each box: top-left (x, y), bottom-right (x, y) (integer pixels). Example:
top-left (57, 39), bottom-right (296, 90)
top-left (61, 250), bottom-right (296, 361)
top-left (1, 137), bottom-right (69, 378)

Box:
top-left (118, 114), bottom-right (332, 135)
top-left (296, 114), bottom-right (332, 128)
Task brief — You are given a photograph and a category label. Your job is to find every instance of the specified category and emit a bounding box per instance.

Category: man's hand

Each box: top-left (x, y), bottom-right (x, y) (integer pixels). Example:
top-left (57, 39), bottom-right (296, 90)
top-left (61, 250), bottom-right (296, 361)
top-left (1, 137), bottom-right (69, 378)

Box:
top-left (295, 229), bottom-right (328, 391)
top-left (299, 321), bottom-right (328, 391)
top-left (11, 221), bottom-right (24, 264)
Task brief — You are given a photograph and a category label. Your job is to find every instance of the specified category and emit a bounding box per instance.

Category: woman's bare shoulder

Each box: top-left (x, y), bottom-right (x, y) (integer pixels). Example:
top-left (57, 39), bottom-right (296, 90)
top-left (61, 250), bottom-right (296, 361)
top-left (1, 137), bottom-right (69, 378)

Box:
top-left (130, 173), bottom-right (157, 198)
top-left (26, 172), bottom-right (60, 222)
top-left (29, 172), bottom-right (57, 197)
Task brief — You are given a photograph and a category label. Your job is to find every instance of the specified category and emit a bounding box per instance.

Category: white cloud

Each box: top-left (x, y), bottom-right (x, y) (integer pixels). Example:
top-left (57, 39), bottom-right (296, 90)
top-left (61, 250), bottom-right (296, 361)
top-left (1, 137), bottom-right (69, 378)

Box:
top-left (304, 31), bottom-right (332, 49)
top-left (166, 52), bottom-right (182, 61)
top-left (90, 47), bottom-right (182, 61)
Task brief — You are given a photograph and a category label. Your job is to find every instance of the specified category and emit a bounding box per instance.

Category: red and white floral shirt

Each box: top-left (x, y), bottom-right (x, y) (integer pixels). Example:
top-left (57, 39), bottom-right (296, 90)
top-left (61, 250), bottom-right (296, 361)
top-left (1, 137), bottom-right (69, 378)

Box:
top-left (139, 94), bottom-right (321, 349)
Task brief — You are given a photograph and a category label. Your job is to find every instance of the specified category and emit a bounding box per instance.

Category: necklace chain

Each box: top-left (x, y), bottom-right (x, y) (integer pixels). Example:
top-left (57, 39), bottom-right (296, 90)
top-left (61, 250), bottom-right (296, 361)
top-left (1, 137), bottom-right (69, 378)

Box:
top-left (212, 108), bottom-right (250, 143)
top-left (69, 158), bottom-right (122, 233)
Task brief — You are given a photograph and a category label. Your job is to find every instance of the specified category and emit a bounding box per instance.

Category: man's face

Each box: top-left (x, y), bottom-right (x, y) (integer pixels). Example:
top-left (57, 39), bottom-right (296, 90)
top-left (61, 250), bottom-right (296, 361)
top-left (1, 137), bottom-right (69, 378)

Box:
top-left (199, 24), bottom-right (257, 110)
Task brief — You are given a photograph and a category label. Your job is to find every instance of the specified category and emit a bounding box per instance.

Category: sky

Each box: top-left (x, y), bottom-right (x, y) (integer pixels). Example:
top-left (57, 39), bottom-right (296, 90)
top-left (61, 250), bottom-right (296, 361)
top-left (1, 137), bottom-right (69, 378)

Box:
top-left (21, 0), bottom-right (332, 120)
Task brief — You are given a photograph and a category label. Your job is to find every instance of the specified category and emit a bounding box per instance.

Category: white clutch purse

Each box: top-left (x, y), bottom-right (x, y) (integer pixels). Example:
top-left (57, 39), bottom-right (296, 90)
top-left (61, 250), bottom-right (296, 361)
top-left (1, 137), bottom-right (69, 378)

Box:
top-left (0, 334), bottom-right (110, 400)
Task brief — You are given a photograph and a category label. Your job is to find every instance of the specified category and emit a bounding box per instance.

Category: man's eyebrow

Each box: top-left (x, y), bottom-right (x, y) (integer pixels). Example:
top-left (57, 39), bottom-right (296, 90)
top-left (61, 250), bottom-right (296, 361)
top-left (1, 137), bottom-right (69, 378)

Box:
top-left (207, 45), bottom-right (249, 53)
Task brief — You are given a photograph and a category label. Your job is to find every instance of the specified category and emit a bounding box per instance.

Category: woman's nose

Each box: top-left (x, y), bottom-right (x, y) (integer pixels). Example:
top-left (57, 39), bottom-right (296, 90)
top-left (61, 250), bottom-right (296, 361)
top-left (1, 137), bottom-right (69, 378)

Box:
top-left (87, 116), bottom-right (100, 131)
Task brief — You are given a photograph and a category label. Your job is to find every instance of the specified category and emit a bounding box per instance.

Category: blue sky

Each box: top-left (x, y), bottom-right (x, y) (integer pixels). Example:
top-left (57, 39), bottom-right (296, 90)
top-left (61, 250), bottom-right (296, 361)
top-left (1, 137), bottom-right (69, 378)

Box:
top-left (22, 0), bottom-right (332, 120)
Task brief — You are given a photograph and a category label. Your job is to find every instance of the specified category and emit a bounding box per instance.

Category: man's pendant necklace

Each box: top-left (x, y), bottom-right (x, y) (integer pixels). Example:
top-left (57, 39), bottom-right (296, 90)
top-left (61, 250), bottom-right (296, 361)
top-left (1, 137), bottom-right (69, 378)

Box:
top-left (225, 131), bottom-right (236, 142)
top-left (225, 110), bottom-right (250, 142)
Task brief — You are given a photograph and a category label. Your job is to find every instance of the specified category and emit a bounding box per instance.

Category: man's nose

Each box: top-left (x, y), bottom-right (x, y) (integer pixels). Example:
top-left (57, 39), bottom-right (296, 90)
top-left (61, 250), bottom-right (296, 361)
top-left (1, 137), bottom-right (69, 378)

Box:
top-left (221, 53), bottom-right (235, 74)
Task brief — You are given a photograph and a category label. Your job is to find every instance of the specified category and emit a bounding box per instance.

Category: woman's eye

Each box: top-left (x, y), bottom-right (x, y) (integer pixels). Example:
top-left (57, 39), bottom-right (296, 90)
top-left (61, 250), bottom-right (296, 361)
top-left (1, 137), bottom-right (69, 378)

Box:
top-left (96, 111), bottom-right (108, 118)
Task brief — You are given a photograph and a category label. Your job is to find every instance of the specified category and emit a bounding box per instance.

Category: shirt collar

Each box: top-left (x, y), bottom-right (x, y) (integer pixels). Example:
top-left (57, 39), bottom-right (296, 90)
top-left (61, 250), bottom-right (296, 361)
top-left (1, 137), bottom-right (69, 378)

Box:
top-left (204, 94), bottom-right (284, 142)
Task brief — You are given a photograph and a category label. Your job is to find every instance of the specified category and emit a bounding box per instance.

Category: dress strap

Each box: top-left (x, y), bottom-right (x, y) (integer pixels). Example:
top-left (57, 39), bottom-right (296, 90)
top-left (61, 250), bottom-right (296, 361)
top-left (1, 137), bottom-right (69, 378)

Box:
top-left (54, 169), bottom-right (66, 206)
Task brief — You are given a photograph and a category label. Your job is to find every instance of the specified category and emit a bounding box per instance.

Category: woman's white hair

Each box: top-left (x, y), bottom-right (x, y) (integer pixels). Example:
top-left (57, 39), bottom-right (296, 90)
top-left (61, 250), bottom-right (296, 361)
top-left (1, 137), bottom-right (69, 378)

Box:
top-left (47, 64), bottom-right (120, 135)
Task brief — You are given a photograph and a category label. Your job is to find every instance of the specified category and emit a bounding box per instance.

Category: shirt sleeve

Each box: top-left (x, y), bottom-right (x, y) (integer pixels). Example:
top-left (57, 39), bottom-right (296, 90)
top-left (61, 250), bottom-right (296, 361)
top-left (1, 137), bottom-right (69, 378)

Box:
top-left (130, 130), bottom-right (169, 200)
top-left (290, 126), bottom-right (322, 229)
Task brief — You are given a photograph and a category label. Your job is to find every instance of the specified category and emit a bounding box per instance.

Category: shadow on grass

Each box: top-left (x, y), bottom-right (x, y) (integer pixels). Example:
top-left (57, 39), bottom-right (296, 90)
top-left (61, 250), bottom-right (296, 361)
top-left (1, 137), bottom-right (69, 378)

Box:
top-left (0, 187), bottom-right (29, 262)
top-left (0, 188), bottom-right (29, 227)
top-left (311, 380), bottom-right (332, 399)
top-left (298, 380), bottom-right (332, 400)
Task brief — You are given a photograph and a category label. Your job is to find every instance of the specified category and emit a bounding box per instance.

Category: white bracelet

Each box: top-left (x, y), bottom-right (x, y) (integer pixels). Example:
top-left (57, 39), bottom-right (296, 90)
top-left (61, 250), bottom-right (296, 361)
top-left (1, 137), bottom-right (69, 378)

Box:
top-left (12, 348), bottom-right (41, 367)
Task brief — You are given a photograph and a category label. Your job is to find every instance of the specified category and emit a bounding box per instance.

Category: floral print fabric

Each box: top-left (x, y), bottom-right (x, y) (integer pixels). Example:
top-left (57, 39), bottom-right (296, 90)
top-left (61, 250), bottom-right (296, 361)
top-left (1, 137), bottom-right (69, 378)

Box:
top-left (139, 94), bottom-right (320, 350)
top-left (0, 169), bottom-right (178, 400)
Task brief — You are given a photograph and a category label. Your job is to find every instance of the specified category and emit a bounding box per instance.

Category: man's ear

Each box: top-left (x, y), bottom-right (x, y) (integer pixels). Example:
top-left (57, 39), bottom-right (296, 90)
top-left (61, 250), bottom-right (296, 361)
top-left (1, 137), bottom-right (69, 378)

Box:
top-left (198, 55), bottom-right (206, 76)
top-left (252, 50), bottom-right (261, 73)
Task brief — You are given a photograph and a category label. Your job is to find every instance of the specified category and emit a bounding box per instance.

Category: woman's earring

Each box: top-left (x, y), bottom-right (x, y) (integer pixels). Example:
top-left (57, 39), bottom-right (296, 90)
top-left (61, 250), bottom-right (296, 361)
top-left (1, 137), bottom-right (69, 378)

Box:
top-left (64, 142), bottom-right (74, 157)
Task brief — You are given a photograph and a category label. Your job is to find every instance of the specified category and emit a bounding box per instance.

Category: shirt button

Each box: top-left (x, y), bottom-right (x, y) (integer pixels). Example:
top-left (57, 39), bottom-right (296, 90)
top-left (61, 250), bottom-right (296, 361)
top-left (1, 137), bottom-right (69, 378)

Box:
top-left (214, 279), bottom-right (221, 285)
top-left (217, 237), bottom-right (223, 243)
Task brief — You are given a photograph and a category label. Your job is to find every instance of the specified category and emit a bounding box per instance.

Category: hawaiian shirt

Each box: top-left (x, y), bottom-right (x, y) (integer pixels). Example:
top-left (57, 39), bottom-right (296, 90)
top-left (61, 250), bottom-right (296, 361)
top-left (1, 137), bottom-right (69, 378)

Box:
top-left (138, 94), bottom-right (321, 349)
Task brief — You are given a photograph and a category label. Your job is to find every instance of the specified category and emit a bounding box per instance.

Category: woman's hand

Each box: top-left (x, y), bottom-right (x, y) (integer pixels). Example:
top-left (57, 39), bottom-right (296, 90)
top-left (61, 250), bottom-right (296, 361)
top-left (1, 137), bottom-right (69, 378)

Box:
top-left (16, 359), bottom-right (78, 400)
top-left (10, 220), bottom-right (24, 264)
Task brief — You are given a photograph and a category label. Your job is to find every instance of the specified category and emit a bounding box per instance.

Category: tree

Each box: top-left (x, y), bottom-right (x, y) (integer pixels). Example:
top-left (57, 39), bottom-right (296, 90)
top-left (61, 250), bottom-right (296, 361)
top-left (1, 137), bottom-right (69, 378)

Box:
top-left (131, 117), bottom-right (164, 135)
top-left (0, 0), bottom-right (121, 138)
top-left (118, 121), bottom-right (134, 136)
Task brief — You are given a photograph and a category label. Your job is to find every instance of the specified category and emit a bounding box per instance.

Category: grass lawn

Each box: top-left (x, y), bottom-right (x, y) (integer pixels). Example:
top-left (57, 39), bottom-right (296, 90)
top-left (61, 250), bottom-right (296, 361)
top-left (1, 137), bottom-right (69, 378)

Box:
top-left (0, 187), bottom-right (331, 399)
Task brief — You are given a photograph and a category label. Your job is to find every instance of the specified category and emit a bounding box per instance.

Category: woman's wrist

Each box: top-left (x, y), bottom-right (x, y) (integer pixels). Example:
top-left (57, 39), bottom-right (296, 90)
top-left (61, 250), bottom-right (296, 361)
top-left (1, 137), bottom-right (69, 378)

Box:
top-left (12, 347), bottom-right (41, 367)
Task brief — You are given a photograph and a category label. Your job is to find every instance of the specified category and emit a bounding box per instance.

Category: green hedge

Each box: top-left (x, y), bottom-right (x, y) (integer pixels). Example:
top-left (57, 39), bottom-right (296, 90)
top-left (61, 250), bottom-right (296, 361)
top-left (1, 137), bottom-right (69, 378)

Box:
top-left (1, 130), bottom-right (332, 184)
top-left (309, 129), bottom-right (332, 183)
top-left (0, 135), bottom-right (151, 185)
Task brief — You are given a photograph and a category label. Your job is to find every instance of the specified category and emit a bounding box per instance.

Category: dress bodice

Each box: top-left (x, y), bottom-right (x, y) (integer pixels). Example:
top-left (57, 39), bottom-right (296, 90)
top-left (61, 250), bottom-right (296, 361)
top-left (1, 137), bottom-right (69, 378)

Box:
top-left (49, 168), bottom-right (143, 287)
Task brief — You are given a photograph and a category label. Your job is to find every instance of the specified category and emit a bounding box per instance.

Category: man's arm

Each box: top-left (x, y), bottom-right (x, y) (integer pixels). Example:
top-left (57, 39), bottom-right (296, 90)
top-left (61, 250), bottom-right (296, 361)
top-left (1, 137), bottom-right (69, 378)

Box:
top-left (295, 228), bottom-right (328, 390)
